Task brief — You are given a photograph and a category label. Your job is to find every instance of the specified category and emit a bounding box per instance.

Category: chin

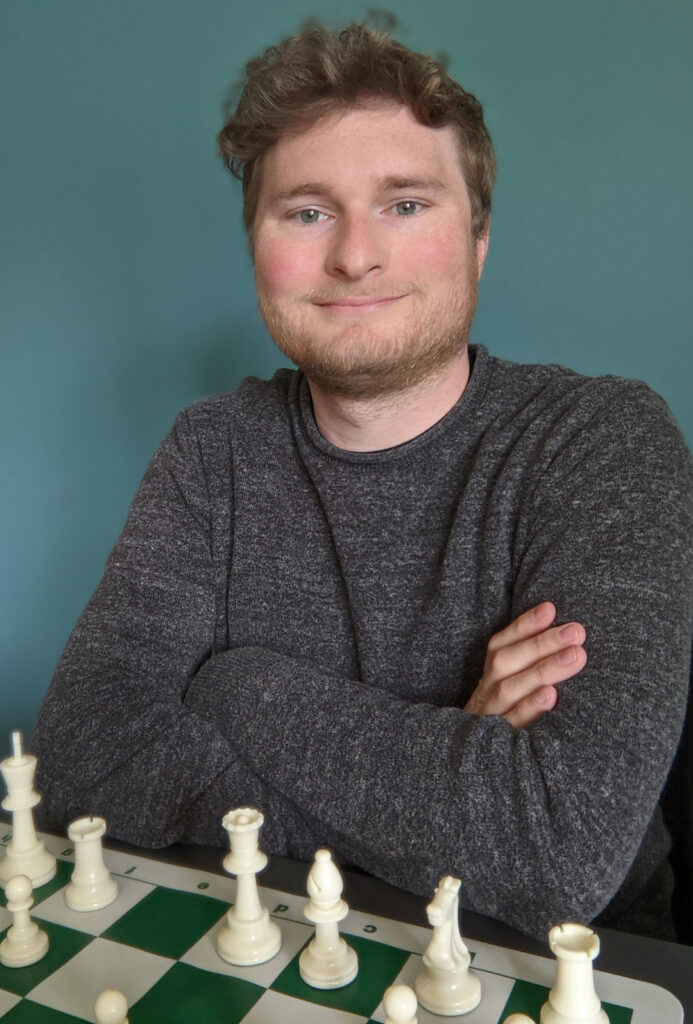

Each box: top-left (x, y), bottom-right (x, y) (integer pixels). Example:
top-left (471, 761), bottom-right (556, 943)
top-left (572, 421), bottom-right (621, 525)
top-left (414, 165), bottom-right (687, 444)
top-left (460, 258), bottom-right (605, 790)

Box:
top-left (261, 290), bottom-right (477, 400)
top-left (285, 337), bottom-right (468, 400)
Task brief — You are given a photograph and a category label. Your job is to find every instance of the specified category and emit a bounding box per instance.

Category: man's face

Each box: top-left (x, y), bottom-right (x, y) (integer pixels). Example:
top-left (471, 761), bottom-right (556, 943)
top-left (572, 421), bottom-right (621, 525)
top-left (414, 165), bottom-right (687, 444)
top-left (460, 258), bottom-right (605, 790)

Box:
top-left (253, 102), bottom-right (489, 399)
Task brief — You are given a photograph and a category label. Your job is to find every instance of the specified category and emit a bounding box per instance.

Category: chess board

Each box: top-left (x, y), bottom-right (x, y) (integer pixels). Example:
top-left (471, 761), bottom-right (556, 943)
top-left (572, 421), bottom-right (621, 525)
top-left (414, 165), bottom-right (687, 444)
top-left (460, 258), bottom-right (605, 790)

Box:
top-left (0, 826), bottom-right (684, 1023)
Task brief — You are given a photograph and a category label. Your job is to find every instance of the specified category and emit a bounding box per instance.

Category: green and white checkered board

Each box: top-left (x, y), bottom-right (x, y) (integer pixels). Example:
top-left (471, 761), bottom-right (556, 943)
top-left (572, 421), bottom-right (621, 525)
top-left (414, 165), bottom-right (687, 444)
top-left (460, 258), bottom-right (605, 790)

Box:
top-left (0, 828), bottom-right (684, 1023)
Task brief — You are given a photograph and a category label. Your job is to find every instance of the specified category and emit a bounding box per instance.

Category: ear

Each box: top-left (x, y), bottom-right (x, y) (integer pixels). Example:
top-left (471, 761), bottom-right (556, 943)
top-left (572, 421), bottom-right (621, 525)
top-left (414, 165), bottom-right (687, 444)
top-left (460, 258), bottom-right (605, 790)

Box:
top-left (475, 222), bottom-right (490, 280)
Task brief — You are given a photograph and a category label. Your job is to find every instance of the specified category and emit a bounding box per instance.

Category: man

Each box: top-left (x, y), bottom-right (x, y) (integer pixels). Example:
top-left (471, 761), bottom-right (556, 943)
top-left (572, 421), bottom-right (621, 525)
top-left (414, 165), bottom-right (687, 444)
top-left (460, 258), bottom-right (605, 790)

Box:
top-left (33, 24), bottom-right (693, 941)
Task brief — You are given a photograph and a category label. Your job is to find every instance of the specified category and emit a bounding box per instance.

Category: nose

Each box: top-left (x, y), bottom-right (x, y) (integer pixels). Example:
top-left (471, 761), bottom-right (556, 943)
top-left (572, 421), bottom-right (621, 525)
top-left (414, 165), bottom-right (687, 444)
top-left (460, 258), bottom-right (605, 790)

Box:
top-left (325, 211), bottom-right (385, 280)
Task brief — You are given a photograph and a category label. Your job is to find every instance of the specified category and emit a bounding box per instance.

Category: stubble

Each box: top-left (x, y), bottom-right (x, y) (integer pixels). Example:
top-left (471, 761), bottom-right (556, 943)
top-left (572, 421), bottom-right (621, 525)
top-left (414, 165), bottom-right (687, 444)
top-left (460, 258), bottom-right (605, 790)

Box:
top-left (257, 269), bottom-right (479, 401)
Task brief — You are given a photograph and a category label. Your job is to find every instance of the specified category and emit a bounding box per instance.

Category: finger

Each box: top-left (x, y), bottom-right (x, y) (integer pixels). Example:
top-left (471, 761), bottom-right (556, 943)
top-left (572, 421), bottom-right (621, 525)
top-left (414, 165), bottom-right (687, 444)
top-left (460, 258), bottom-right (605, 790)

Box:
top-left (486, 602), bottom-right (556, 656)
top-left (486, 621), bottom-right (586, 683)
top-left (484, 644), bottom-right (587, 716)
top-left (504, 685), bottom-right (558, 729)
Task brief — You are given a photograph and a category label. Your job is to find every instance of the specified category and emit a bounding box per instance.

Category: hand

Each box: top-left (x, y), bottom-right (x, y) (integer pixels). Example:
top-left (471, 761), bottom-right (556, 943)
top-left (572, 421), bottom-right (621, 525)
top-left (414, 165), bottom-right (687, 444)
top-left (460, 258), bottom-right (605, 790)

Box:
top-left (464, 602), bottom-right (586, 728)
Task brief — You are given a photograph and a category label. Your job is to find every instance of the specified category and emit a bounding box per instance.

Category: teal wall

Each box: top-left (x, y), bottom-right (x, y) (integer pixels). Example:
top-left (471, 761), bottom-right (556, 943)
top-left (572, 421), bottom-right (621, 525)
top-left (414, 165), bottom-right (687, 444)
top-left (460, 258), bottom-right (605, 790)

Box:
top-left (2, 1), bottom-right (692, 739)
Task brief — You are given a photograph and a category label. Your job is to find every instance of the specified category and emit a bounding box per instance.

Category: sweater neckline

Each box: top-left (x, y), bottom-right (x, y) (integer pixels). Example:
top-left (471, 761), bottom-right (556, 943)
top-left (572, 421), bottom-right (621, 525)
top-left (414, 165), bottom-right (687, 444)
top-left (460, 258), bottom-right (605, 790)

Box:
top-left (293, 344), bottom-right (493, 464)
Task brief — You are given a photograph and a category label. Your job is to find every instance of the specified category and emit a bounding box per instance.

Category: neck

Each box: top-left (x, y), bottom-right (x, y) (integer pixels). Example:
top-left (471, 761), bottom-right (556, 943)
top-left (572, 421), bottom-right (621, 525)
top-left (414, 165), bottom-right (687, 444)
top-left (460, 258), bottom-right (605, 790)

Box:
top-left (307, 350), bottom-right (470, 452)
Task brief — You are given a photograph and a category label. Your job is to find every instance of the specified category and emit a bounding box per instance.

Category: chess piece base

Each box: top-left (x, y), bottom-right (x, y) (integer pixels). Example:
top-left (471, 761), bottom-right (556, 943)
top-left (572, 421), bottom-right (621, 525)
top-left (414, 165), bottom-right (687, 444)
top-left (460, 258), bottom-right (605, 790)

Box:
top-left (65, 875), bottom-right (119, 912)
top-left (415, 965), bottom-right (481, 1015)
top-left (540, 1004), bottom-right (608, 1024)
top-left (0, 845), bottom-right (56, 889)
top-left (216, 907), bottom-right (281, 965)
top-left (299, 936), bottom-right (358, 989)
top-left (0, 925), bottom-right (49, 967)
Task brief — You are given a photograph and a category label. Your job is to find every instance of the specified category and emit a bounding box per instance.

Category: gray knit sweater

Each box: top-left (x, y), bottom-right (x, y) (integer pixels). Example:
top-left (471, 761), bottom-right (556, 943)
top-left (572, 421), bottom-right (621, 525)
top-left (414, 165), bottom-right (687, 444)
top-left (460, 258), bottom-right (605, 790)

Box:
top-left (34, 345), bottom-right (693, 939)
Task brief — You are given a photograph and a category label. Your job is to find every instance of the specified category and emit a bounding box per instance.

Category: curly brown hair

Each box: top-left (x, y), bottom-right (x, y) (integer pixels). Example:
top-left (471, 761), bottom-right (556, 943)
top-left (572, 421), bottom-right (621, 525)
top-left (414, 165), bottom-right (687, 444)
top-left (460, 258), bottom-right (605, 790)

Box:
top-left (218, 23), bottom-right (496, 240)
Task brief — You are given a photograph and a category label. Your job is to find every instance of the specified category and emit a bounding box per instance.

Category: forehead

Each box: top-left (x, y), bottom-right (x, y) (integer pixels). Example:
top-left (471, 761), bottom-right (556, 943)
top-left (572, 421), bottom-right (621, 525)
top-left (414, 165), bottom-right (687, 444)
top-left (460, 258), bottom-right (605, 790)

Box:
top-left (256, 102), bottom-right (467, 203)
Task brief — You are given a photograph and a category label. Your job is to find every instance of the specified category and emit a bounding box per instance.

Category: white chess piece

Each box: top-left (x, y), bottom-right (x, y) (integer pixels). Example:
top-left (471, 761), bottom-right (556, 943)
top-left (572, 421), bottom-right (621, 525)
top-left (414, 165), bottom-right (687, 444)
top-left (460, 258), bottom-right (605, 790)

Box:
top-left (540, 923), bottom-right (608, 1024)
top-left (299, 848), bottom-right (358, 989)
top-left (384, 983), bottom-right (418, 1023)
top-left (414, 875), bottom-right (481, 1015)
top-left (0, 731), bottom-right (56, 888)
top-left (65, 816), bottom-right (118, 911)
top-left (504, 1016), bottom-right (537, 1023)
top-left (216, 807), bottom-right (281, 965)
top-left (0, 874), bottom-right (49, 967)
top-left (94, 988), bottom-right (129, 1024)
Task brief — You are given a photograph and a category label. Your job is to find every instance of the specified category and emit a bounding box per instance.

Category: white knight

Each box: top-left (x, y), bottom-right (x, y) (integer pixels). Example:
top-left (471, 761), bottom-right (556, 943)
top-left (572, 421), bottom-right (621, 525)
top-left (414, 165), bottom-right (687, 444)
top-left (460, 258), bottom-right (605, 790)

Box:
top-left (415, 875), bottom-right (481, 1015)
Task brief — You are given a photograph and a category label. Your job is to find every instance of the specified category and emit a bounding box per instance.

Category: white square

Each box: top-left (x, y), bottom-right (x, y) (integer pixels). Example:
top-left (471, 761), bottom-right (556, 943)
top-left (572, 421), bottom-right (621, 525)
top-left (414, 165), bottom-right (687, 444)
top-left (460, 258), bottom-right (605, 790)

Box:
top-left (182, 917), bottom-right (310, 987)
top-left (343, 908), bottom-right (429, 953)
top-left (33, 876), bottom-right (154, 936)
top-left (0, 989), bottom-right (21, 1018)
top-left (28, 936), bottom-right (173, 1020)
top-left (243, 988), bottom-right (367, 1023)
top-left (42, 834), bottom-right (76, 860)
top-left (257, 885), bottom-right (307, 921)
top-left (105, 847), bottom-right (234, 902)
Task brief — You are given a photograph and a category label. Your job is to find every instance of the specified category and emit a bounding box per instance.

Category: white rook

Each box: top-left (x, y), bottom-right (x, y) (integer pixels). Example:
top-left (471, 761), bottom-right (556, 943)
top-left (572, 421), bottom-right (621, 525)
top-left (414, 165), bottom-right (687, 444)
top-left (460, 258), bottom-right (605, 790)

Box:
top-left (540, 923), bottom-right (608, 1024)
top-left (0, 731), bottom-right (56, 889)
top-left (65, 816), bottom-right (118, 911)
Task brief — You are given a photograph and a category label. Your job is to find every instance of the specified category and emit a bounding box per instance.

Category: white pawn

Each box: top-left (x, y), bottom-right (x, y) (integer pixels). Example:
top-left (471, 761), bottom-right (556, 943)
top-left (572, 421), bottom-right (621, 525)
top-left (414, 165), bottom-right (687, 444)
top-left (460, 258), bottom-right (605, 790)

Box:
top-left (415, 875), bottom-right (481, 1016)
top-left (540, 923), bottom-right (608, 1024)
top-left (384, 983), bottom-right (418, 1023)
top-left (0, 874), bottom-right (49, 967)
top-left (94, 989), bottom-right (129, 1024)
top-left (216, 807), bottom-right (281, 966)
top-left (66, 816), bottom-right (118, 911)
top-left (504, 1016), bottom-right (537, 1023)
top-left (0, 731), bottom-right (56, 889)
top-left (299, 848), bottom-right (358, 989)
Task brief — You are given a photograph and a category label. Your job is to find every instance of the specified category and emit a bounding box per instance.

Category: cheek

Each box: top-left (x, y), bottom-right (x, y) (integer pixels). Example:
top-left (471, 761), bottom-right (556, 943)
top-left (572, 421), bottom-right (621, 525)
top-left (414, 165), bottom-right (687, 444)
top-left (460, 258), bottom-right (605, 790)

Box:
top-left (255, 235), bottom-right (319, 298)
top-left (398, 225), bottom-right (473, 278)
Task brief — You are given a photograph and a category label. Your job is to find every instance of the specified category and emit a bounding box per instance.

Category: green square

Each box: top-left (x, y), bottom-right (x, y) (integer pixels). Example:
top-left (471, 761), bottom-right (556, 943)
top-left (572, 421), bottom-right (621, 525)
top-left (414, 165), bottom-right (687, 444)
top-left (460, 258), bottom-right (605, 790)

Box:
top-left (129, 961), bottom-right (265, 1024)
top-left (271, 933), bottom-right (410, 1017)
top-left (501, 978), bottom-right (549, 1021)
top-left (501, 978), bottom-right (633, 1024)
top-left (2, 1000), bottom-right (85, 1023)
top-left (0, 860), bottom-right (72, 911)
top-left (604, 1004), bottom-right (634, 1024)
top-left (102, 886), bottom-right (228, 959)
top-left (0, 920), bottom-right (92, 997)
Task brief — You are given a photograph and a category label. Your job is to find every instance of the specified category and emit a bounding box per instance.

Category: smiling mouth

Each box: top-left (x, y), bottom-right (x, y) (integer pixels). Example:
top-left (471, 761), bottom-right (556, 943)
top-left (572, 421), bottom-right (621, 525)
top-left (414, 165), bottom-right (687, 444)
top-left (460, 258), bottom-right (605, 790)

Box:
top-left (314, 295), bottom-right (406, 314)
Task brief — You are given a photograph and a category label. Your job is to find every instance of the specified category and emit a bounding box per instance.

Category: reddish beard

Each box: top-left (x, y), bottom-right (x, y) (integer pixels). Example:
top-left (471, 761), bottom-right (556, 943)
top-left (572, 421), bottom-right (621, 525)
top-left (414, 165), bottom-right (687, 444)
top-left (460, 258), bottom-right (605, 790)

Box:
top-left (257, 271), bottom-right (479, 400)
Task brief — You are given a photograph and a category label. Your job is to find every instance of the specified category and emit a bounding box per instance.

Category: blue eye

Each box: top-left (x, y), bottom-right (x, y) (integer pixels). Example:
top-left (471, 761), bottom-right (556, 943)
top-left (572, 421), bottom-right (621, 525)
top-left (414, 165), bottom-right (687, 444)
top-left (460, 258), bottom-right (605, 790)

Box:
top-left (394, 201), bottom-right (421, 216)
top-left (298, 208), bottom-right (322, 223)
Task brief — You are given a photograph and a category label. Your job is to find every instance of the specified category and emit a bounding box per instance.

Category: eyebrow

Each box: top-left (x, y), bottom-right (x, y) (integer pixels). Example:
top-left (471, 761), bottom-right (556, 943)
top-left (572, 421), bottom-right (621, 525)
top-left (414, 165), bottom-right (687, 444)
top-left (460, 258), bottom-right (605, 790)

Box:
top-left (269, 175), bottom-right (449, 205)
top-left (377, 175), bottom-right (448, 193)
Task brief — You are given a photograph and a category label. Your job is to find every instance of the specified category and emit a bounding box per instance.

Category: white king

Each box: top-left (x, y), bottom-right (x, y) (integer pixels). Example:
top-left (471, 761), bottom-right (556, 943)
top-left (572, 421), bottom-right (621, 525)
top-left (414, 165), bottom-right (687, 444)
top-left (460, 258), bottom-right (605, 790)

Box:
top-left (0, 731), bottom-right (56, 889)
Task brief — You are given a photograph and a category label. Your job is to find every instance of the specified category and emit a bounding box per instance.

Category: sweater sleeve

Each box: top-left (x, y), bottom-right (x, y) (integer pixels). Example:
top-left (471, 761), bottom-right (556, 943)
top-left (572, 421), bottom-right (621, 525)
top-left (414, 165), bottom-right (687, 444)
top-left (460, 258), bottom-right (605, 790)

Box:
top-left (184, 383), bottom-right (693, 937)
top-left (32, 407), bottom-right (313, 855)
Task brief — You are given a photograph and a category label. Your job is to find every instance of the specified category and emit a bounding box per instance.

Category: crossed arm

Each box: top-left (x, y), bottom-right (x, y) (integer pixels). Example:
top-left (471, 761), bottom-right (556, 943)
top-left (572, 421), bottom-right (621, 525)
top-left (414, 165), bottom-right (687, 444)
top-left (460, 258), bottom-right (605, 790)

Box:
top-left (33, 388), bottom-right (692, 938)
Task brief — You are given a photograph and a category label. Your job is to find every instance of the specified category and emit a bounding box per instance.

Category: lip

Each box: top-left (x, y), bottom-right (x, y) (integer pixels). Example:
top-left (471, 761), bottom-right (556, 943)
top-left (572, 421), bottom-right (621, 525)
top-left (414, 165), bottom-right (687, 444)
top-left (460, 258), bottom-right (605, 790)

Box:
top-left (314, 295), bottom-right (406, 314)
